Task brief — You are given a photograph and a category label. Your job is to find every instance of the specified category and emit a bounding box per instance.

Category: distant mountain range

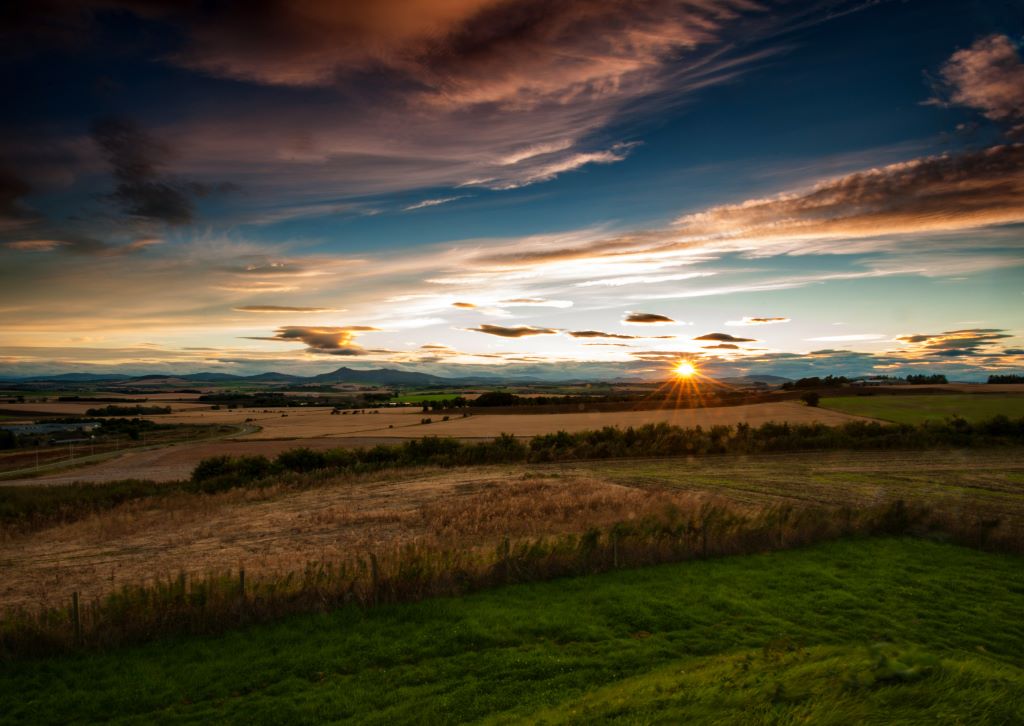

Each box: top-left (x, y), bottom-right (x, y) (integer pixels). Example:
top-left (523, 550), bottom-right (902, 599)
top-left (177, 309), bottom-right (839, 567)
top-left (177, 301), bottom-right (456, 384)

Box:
top-left (0, 366), bottom-right (575, 386)
top-left (0, 367), bottom-right (801, 387)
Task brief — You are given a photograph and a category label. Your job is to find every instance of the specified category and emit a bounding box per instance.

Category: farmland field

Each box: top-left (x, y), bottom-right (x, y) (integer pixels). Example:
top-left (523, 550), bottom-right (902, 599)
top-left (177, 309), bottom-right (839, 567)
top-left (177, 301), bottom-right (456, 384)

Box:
top-left (820, 394), bottom-right (1024, 424)
top-left (161, 400), bottom-right (864, 439)
top-left (1, 401), bottom-right (869, 485)
top-left (3, 448), bottom-right (1021, 610)
top-left (2, 538), bottom-right (1022, 725)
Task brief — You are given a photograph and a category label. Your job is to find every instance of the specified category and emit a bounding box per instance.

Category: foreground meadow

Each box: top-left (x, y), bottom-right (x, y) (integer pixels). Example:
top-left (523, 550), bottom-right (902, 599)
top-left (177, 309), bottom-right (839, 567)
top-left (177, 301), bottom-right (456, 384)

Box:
top-left (1, 538), bottom-right (1022, 725)
top-left (3, 448), bottom-right (1023, 611)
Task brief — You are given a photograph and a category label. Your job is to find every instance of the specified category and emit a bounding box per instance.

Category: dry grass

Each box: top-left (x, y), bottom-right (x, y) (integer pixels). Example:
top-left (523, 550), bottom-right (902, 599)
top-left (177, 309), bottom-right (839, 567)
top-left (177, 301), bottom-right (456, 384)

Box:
top-left (3, 447), bottom-right (1021, 614)
top-left (0, 466), bottom-right (741, 610)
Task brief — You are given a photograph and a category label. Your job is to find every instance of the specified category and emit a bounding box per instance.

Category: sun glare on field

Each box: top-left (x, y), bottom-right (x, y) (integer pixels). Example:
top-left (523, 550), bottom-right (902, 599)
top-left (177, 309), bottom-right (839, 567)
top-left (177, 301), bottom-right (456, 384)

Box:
top-left (674, 360), bottom-right (697, 379)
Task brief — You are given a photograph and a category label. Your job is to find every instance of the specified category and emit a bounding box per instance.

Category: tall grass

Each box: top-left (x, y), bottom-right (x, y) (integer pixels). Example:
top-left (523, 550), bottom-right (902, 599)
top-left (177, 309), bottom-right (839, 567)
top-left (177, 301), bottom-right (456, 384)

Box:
top-left (1, 491), bottom-right (1016, 659)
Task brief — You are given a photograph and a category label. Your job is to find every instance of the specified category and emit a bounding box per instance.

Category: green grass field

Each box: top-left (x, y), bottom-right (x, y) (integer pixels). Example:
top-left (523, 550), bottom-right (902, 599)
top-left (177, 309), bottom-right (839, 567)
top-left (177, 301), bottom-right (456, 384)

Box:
top-left (3, 538), bottom-right (1022, 725)
top-left (820, 394), bottom-right (1024, 424)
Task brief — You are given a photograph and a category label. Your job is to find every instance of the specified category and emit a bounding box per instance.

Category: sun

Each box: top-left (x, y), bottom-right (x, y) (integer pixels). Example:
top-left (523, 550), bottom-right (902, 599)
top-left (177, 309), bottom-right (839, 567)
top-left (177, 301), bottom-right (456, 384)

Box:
top-left (674, 360), bottom-right (697, 379)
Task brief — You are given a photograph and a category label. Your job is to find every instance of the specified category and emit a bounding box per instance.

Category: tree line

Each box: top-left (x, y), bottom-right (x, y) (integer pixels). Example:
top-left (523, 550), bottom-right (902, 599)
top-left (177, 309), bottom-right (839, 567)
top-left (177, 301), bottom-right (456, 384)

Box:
top-left (191, 415), bottom-right (1024, 489)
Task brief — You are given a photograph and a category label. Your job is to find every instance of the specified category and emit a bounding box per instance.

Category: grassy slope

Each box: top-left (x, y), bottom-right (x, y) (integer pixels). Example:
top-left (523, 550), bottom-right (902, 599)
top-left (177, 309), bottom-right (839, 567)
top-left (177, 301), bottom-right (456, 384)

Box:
top-left (582, 449), bottom-right (1024, 529)
top-left (820, 394), bottom-right (1024, 424)
top-left (2, 538), bottom-right (1023, 725)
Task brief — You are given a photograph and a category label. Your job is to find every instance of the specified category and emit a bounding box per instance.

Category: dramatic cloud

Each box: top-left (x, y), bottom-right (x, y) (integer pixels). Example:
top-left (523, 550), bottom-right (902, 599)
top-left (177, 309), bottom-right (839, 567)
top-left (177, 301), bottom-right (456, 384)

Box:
top-left (932, 34), bottom-right (1024, 123)
top-left (624, 312), bottom-right (675, 324)
top-left (467, 324), bottom-right (558, 338)
top-left (263, 325), bottom-right (382, 355)
top-left (673, 144), bottom-right (1024, 246)
top-left (91, 117), bottom-right (228, 226)
top-left (694, 332), bottom-right (755, 343)
top-left (726, 316), bottom-right (790, 326)
top-left (234, 305), bottom-right (338, 313)
top-left (0, 0), bottom-right (793, 218)
top-left (120, 0), bottom-right (757, 105)
top-left (895, 328), bottom-right (1013, 358)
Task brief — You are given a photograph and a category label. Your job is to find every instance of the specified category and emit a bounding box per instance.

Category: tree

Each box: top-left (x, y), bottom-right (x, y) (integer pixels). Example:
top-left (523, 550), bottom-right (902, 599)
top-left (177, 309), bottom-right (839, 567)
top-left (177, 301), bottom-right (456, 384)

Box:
top-left (801, 392), bottom-right (820, 407)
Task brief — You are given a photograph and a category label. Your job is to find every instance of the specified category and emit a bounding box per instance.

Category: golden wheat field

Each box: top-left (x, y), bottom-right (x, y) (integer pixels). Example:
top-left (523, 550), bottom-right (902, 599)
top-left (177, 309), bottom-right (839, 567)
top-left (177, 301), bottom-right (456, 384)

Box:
top-left (161, 400), bottom-right (864, 439)
top-left (3, 449), bottom-right (1022, 611)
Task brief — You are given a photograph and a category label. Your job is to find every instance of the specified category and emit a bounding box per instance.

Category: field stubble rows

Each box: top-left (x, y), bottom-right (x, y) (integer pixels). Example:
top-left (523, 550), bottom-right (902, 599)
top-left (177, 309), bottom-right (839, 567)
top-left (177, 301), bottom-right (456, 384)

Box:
top-left (2, 448), bottom-right (1022, 611)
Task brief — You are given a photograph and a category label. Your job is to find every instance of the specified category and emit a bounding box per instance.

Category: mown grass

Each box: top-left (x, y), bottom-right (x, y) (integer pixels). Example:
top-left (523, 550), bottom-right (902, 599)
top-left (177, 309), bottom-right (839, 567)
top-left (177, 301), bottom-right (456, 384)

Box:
top-left (821, 394), bottom-right (1024, 424)
top-left (1, 538), bottom-right (1021, 724)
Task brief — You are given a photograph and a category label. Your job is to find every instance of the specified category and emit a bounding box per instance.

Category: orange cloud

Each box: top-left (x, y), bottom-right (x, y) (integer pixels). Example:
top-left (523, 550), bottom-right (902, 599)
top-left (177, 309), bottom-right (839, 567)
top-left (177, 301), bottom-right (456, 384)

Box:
top-left (932, 34), bottom-right (1024, 122)
top-left (624, 312), bottom-right (675, 324)
top-left (467, 324), bottom-right (558, 338)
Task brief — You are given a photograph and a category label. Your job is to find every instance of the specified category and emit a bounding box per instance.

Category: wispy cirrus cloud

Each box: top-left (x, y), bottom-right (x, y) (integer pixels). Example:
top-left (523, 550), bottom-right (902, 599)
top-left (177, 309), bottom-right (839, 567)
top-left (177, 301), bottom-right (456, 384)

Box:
top-left (404, 196), bottom-right (468, 212)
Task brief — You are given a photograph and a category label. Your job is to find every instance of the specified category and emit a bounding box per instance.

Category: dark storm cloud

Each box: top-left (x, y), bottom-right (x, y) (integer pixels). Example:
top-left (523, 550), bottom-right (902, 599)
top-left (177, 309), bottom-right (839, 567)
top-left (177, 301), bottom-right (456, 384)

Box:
top-left (624, 312), bottom-right (675, 324)
top-left (467, 324), bottom-right (558, 338)
top-left (0, 168), bottom-right (36, 229)
top-left (91, 117), bottom-right (232, 225)
top-left (694, 333), bottom-right (755, 343)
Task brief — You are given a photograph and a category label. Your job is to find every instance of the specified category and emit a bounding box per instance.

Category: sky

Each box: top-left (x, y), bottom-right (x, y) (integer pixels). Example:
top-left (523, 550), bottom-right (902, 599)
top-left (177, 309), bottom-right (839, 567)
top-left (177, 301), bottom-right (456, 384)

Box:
top-left (1, 0), bottom-right (1023, 381)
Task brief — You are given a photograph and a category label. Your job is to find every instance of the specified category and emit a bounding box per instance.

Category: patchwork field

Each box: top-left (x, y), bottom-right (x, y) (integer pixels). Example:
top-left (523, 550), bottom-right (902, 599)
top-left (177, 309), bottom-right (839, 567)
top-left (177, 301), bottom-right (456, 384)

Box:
top-left (2, 538), bottom-right (1022, 725)
top-left (821, 394), bottom-right (1024, 424)
top-left (156, 400), bottom-right (865, 440)
top-left (3, 401), bottom-right (869, 485)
